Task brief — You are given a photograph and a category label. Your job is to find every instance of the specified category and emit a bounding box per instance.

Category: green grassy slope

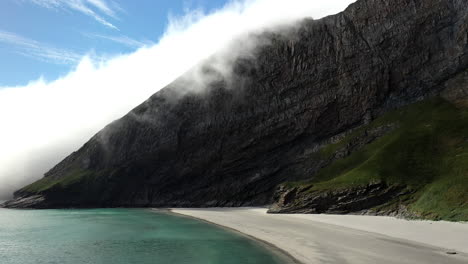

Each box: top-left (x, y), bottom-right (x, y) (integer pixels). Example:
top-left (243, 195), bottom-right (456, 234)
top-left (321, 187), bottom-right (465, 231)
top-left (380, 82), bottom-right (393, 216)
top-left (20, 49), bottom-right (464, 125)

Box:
top-left (286, 98), bottom-right (468, 221)
top-left (20, 170), bottom-right (91, 193)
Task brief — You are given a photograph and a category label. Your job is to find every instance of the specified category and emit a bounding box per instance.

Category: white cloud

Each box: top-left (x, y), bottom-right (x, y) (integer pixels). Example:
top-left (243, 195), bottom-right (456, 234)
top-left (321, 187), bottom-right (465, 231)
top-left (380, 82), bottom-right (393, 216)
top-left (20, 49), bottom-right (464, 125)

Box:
top-left (0, 0), bottom-right (355, 199)
top-left (26, 0), bottom-right (119, 29)
top-left (85, 0), bottom-right (116, 18)
top-left (0, 30), bottom-right (82, 64)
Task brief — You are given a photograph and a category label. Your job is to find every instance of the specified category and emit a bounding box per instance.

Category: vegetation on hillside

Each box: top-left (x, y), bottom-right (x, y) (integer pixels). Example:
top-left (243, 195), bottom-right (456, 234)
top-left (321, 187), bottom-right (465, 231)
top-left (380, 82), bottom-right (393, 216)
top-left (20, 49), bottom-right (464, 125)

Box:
top-left (285, 98), bottom-right (468, 221)
top-left (20, 170), bottom-right (92, 193)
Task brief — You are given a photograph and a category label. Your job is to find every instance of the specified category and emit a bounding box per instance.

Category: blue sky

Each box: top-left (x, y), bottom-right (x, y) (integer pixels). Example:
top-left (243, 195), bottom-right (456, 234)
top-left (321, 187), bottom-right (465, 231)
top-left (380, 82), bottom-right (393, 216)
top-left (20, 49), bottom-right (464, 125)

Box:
top-left (0, 0), bottom-right (229, 86)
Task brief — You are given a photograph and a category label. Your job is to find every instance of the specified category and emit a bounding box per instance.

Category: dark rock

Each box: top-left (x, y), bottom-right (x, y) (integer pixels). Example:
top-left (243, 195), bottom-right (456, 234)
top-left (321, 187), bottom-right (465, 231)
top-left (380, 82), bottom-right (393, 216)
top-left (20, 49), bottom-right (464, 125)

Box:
top-left (6, 0), bottom-right (468, 208)
top-left (268, 182), bottom-right (411, 214)
top-left (3, 195), bottom-right (45, 208)
top-left (441, 70), bottom-right (468, 104)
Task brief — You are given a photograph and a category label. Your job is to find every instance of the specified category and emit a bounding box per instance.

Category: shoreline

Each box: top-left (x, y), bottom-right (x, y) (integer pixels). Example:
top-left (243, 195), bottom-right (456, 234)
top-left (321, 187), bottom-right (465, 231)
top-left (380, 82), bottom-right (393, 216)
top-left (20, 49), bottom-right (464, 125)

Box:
top-left (169, 207), bottom-right (468, 264)
top-left (155, 208), bottom-right (301, 264)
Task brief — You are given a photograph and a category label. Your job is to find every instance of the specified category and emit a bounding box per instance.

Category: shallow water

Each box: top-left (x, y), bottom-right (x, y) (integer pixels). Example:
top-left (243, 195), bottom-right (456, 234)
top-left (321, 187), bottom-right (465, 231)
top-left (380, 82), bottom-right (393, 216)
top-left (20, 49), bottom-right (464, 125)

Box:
top-left (0, 208), bottom-right (289, 264)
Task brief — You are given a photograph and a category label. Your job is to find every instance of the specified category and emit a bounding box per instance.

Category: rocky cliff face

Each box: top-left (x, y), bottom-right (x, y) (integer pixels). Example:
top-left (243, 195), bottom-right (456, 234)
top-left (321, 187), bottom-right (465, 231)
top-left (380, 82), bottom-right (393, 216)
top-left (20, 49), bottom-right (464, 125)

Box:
top-left (5, 0), bottom-right (468, 209)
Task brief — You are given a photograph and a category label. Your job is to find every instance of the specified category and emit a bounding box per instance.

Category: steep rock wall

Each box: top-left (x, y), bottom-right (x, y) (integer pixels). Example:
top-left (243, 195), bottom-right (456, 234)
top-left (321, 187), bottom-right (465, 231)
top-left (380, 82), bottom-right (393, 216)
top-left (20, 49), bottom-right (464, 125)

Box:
top-left (6, 0), bottom-right (468, 208)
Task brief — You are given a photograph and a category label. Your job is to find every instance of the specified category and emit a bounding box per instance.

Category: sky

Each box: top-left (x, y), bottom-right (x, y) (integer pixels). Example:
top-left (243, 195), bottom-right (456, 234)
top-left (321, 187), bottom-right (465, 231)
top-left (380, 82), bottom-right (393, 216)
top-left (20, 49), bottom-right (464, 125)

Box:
top-left (0, 0), bottom-right (355, 199)
top-left (0, 0), bottom-right (230, 86)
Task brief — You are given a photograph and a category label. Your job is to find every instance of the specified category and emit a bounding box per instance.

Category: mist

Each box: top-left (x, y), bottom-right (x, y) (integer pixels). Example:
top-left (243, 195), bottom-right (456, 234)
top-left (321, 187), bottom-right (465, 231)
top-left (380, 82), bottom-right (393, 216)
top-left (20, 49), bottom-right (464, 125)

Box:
top-left (0, 0), bottom-right (355, 199)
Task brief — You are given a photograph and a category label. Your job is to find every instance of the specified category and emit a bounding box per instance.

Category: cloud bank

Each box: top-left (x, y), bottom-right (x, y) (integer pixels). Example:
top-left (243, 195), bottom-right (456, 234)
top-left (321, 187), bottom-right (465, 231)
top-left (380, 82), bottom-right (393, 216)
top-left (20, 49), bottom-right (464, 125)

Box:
top-left (0, 0), bottom-right (355, 199)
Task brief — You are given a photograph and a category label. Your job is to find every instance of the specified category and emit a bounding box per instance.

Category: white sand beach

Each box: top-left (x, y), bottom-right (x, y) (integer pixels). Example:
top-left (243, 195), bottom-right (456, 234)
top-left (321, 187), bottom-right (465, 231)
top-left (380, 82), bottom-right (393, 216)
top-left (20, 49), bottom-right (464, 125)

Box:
top-left (171, 208), bottom-right (468, 264)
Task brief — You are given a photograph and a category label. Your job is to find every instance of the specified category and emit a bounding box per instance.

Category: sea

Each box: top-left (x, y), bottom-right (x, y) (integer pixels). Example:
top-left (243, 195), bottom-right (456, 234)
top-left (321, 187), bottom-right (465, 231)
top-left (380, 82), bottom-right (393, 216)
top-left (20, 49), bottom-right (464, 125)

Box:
top-left (0, 208), bottom-right (291, 264)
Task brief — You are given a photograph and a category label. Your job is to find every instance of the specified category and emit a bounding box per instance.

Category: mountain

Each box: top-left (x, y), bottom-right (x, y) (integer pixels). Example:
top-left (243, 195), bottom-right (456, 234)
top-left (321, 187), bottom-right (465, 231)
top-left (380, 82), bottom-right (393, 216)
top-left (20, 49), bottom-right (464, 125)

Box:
top-left (4, 0), bottom-right (467, 220)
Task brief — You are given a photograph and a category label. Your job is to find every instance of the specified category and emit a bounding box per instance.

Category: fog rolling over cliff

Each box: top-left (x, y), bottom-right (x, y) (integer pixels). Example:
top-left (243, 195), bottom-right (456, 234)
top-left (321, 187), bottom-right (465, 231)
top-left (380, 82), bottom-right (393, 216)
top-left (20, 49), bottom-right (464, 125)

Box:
top-left (0, 0), bottom-right (356, 199)
top-left (5, 0), bottom-right (467, 216)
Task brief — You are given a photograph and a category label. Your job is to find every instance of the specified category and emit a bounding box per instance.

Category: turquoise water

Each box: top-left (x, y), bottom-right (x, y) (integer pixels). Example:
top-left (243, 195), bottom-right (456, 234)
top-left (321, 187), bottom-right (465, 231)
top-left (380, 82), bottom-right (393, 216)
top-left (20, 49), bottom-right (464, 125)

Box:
top-left (0, 208), bottom-right (290, 264)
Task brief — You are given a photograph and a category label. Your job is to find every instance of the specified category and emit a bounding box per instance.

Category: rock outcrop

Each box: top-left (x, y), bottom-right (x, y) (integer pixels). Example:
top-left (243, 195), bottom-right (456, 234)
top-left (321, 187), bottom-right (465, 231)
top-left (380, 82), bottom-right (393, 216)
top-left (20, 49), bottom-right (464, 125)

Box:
top-left (5, 0), bottom-right (468, 208)
top-left (268, 181), bottom-right (410, 214)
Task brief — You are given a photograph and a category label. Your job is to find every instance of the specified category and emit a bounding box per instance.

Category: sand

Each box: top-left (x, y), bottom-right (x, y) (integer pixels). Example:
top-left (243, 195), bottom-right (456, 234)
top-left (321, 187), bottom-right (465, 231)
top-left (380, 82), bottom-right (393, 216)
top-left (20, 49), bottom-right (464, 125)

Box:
top-left (171, 208), bottom-right (468, 264)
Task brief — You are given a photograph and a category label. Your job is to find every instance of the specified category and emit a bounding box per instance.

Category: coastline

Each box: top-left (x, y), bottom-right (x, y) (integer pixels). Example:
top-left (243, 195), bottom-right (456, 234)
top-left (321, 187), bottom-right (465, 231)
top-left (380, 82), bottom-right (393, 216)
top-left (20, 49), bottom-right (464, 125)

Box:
top-left (170, 207), bottom-right (468, 264)
top-left (154, 208), bottom-right (301, 264)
